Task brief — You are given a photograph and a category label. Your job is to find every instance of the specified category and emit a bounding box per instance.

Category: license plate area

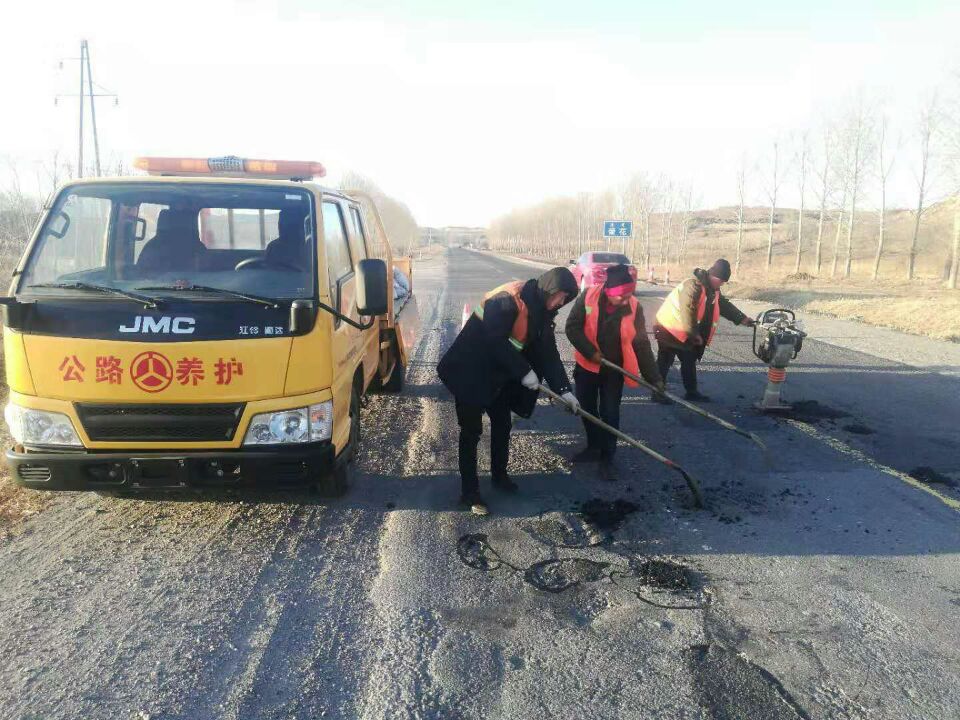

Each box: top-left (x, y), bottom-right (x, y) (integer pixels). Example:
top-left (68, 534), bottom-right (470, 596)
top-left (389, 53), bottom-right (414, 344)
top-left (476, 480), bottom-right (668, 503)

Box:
top-left (129, 457), bottom-right (188, 488)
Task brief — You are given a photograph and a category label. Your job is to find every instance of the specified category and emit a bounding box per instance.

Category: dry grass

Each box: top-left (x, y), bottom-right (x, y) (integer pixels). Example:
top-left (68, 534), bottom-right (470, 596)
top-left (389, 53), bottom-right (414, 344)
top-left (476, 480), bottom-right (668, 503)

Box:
top-left (0, 474), bottom-right (51, 538)
top-left (729, 279), bottom-right (960, 342)
top-left (803, 296), bottom-right (960, 342)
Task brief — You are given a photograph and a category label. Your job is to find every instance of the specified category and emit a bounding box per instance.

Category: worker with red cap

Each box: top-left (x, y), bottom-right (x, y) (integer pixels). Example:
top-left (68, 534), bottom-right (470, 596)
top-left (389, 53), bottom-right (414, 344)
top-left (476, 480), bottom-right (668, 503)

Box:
top-left (653, 258), bottom-right (755, 402)
top-left (565, 263), bottom-right (664, 481)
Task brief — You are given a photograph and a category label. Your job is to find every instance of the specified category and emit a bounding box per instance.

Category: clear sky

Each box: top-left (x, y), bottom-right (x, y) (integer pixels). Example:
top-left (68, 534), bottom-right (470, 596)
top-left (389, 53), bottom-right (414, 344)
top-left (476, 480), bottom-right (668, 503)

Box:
top-left (1, 0), bottom-right (958, 226)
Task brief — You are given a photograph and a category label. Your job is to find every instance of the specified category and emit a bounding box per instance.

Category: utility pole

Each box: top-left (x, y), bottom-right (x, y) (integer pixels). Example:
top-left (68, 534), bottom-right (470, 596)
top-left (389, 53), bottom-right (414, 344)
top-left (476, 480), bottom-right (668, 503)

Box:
top-left (56, 39), bottom-right (117, 178)
top-left (78, 42), bottom-right (85, 178)
top-left (84, 41), bottom-right (102, 177)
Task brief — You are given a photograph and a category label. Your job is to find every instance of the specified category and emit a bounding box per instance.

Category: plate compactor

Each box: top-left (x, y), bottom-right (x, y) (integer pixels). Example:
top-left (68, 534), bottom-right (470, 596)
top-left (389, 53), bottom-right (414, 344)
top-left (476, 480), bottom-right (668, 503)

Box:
top-left (752, 308), bottom-right (806, 412)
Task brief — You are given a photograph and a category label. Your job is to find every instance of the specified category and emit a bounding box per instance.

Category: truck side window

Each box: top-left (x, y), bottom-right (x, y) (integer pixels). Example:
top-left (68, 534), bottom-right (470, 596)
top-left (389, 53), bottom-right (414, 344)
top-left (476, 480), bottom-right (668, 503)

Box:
top-left (349, 206), bottom-right (369, 259)
top-left (322, 201), bottom-right (352, 307)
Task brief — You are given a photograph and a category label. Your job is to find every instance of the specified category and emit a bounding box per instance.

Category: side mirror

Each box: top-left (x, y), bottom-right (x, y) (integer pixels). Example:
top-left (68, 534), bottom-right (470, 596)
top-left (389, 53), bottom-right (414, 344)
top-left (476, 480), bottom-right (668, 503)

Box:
top-left (48, 211), bottom-right (71, 239)
top-left (356, 258), bottom-right (388, 317)
top-left (289, 299), bottom-right (317, 334)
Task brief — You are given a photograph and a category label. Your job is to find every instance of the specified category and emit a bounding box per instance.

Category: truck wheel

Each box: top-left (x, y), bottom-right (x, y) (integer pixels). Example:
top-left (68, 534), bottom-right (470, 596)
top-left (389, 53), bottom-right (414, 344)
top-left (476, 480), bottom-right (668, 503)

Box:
top-left (326, 460), bottom-right (353, 497)
top-left (323, 385), bottom-right (360, 497)
top-left (382, 343), bottom-right (404, 393)
top-left (347, 384), bottom-right (361, 463)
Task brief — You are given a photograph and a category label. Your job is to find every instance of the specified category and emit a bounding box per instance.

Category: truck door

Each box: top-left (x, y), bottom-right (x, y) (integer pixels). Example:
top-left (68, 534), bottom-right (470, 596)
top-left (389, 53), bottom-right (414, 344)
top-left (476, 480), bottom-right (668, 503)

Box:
top-left (346, 203), bottom-right (380, 388)
top-left (322, 201), bottom-right (359, 452)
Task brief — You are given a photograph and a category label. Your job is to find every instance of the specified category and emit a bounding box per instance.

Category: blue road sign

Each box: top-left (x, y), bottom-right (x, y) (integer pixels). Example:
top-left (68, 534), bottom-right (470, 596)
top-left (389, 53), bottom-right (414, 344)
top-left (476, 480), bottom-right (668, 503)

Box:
top-left (603, 221), bottom-right (633, 238)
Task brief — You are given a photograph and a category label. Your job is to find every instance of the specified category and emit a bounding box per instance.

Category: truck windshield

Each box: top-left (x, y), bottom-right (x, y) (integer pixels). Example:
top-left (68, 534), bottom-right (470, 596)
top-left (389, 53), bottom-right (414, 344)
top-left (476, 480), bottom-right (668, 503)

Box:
top-left (19, 182), bottom-right (316, 301)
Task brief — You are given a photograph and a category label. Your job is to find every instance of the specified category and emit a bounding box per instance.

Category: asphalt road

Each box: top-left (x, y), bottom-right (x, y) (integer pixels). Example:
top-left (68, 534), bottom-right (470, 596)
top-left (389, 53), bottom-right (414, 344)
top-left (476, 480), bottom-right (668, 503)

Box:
top-left (1, 247), bottom-right (959, 720)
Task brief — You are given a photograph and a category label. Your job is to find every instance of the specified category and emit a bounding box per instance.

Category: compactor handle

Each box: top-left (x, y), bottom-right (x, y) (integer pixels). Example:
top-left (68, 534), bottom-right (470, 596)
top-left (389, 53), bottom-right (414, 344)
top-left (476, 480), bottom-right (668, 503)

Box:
top-left (758, 308), bottom-right (796, 325)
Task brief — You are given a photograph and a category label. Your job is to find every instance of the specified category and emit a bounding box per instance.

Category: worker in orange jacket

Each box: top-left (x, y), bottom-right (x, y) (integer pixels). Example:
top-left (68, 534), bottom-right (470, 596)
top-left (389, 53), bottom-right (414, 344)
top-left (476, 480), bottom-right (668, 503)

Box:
top-left (565, 264), bottom-right (663, 481)
top-left (654, 259), bottom-right (754, 402)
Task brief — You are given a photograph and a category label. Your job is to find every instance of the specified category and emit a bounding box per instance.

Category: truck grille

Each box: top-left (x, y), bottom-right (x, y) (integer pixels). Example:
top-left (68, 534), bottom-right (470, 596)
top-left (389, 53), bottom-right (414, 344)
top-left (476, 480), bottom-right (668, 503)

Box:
top-left (76, 403), bottom-right (245, 442)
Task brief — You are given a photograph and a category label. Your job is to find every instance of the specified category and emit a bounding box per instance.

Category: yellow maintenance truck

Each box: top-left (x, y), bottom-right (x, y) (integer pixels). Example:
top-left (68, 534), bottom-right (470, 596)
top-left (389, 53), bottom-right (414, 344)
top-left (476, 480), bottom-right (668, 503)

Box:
top-left (1, 156), bottom-right (416, 494)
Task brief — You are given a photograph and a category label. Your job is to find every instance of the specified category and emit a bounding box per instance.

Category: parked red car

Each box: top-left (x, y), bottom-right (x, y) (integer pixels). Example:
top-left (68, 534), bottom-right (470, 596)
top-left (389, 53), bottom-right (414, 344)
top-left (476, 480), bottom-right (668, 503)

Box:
top-left (569, 252), bottom-right (637, 291)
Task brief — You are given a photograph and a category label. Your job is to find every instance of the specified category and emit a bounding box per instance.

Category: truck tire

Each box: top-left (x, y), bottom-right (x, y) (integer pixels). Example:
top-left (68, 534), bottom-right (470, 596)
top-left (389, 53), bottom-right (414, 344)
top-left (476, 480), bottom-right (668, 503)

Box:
top-left (381, 341), bottom-right (404, 393)
top-left (347, 383), bottom-right (361, 463)
top-left (322, 385), bottom-right (360, 497)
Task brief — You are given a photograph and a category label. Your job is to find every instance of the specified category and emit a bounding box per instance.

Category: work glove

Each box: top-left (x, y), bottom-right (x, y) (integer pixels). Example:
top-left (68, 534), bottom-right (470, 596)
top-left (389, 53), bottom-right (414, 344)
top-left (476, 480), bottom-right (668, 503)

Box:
top-left (655, 379), bottom-right (666, 393)
top-left (520, 369), bottom-right (540, 390)
top-left (560, 391), bottom-right (580, 415)
top-left (590, 350), bottom-right (603, 364)
top-left (691, 334), bottom-right (704, 346)
top-left (741, 317), bottom-right (757, 327)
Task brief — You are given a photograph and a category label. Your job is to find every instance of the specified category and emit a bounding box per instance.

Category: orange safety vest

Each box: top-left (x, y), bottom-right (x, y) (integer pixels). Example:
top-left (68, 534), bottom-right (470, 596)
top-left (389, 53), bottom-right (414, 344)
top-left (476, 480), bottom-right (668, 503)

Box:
top-left (655, 278), bottom-right (721, 345)
top-left (573, 286), bottom-right (642, 388)
top-left (474, 280), bottom-right (529, 350)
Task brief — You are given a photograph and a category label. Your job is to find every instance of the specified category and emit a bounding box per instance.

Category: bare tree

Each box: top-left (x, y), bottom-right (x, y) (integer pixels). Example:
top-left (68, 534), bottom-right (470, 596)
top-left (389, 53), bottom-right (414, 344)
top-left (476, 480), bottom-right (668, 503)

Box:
top-left (831, 185), bottom-right (847, 278)
top-left (676, 184), bottom-right (695, 265)
top-left (793, 134), bottom-right (809, 273)
top-left (873, 113), bottom-right (900, 279)
top-left (950, 212), bottom-right (960, 289)
top-left (657, 180), bottom-right (673, 267)
top-left (907, 93), bottom-right (939, 281)
top-left (341, 170), bottom-right (419, 258)
top-left (943, 76), bottom-right (960, 289)
top-left (735, 154), bottom-right (748, 276)
top-left (764, 141), bottom-right (781, 270)
top-left (811, 125), bottom-right (834, 274)
top-left (838, 97), bottom-right (875, 278)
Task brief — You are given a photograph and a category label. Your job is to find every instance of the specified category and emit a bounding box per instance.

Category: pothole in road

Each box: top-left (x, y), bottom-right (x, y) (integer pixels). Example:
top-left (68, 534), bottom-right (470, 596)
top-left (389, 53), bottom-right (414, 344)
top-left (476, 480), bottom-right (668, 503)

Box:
top-left (842, 423), bottom-right (876, 435)
top-left (909, 466), bottom-right (957, 488)
top-left (457, 533), bottom-right (505, 571)
top-left (687, 643), bottom-right (812, 720)
top-left (456, 534), bottom-right (707, 609)
top-left (784, 401), bottom-right (849, 424)
top-left (522, 513), bottom-right (604, 548)
top-left (577, 498), bottom-right (639, 532)
top-left (524, 558), bottom-right (610, 593)
top-left (628, 557), bottom-right (698, 594)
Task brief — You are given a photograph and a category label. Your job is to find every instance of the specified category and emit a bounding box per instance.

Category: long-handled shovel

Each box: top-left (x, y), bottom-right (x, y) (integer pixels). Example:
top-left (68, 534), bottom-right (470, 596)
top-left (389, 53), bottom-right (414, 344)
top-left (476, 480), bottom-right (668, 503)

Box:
top-left (600, 358), bottom-right (767, 451)
top-left (538, 383), bottom-right (705, 509)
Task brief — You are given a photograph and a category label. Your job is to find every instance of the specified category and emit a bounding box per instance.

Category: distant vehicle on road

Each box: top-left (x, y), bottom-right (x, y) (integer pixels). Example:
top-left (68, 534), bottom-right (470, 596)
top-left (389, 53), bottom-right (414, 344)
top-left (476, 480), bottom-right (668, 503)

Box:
top-left (569, 252), bottom-right (636, 291)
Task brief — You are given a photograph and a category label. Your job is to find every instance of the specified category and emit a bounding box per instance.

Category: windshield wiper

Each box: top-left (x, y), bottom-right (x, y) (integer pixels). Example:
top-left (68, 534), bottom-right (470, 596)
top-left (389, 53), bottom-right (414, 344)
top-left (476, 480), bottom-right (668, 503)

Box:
top-left (136, 284), bottom-right (279, 308)
top-left (27, 282), bottom-right (160, 308)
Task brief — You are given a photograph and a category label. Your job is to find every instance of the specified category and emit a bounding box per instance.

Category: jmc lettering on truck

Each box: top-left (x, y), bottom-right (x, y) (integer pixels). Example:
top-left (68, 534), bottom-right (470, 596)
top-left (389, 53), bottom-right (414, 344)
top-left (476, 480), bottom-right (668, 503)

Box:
top-left (119, 316), bottom-right (197, 334)
top-left (0, 155), bottom-right (417, 495)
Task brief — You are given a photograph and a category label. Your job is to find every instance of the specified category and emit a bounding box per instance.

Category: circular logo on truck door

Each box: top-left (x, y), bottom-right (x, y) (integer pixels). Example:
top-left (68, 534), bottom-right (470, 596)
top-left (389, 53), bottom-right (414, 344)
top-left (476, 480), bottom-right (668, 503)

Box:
top-left (130, 351), bottom-right (173, 393)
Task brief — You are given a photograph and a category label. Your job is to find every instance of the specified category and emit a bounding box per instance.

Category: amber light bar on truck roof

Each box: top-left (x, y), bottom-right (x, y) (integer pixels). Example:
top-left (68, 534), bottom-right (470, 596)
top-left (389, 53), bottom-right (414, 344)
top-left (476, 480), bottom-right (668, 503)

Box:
top-left (132, 155), bottom-right (326, 180)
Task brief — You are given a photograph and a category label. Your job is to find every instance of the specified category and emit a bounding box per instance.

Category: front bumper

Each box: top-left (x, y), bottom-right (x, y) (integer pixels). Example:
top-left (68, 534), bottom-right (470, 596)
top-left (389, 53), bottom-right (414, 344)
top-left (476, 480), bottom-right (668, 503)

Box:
top-left (5, 442), bottom-right (336, 491)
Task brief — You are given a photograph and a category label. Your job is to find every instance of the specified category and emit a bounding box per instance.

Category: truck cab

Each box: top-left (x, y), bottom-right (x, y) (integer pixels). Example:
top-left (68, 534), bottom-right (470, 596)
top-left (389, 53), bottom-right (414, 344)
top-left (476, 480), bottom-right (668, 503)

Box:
top-left (1, 156), bottom-right (414, 494)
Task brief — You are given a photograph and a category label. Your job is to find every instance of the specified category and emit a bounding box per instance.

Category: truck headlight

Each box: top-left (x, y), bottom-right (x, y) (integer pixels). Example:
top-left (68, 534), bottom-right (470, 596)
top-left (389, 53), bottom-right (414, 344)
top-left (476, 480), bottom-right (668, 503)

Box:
top-left (4, 404), bottom-right (82, 447)
top-left (243, 401), bottom-right (333, 445)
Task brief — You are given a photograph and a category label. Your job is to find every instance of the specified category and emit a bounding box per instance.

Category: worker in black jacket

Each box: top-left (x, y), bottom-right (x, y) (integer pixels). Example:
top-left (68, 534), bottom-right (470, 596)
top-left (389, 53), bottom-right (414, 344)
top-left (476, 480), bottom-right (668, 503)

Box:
top-left (565, 264), bottom-right (664, 481)
top-left (438, 267), bottom-right (580, 515)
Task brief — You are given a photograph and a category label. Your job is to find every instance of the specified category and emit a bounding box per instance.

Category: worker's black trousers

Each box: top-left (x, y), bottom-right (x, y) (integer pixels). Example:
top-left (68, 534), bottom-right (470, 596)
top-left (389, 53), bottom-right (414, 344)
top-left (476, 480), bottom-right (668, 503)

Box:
top-left (573, 365), bottom-right (624, 459)
top-left (656, 344), bottom-right (698, 393)
top-left (455, 390), bottom-right (512, 496)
